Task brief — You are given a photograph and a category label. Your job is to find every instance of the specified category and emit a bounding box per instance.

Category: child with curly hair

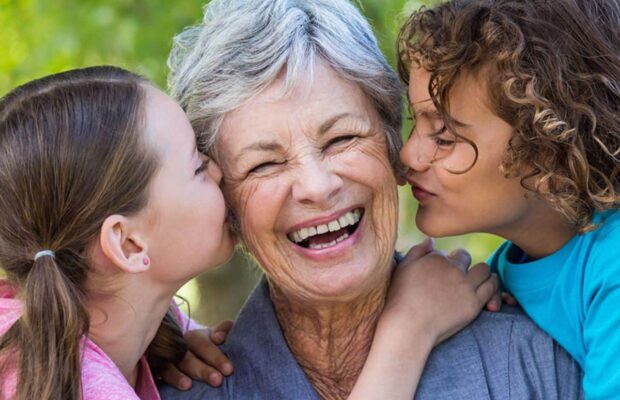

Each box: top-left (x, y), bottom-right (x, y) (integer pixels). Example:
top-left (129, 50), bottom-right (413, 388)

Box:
top-left (398, 0), bottom-right (619, 398)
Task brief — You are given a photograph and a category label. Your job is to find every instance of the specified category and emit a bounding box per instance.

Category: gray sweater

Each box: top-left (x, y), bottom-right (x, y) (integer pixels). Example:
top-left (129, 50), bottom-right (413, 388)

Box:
top-left (160, 278), bottom-right (583, 399)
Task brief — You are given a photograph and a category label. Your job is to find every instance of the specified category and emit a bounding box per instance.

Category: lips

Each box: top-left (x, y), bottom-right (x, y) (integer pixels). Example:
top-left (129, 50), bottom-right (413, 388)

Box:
top-left (407, 180), bottom-right (436, 202)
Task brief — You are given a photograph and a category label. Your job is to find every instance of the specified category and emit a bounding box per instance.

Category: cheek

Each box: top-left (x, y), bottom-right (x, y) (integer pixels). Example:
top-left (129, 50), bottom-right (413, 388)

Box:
top-left (204, 189), bottom-right (227, 225)
top-left (339, 146), bottom-right (399, 266)
top-left (415, 164), bottom-right (526, 236)
top-left (342, 140), bottom-right (399, 216)
top-left (225, 176), bottom-right (288, 249)
top-left (227, 179), bottom-right (306, 293)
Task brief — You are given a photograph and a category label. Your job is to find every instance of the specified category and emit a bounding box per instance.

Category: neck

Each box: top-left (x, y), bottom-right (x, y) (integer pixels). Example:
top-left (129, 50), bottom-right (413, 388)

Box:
top-left (84, 276), bottom-right (176, 387)
top-left (494, 202), bottom-right (578, 260)
top-left (270, 276), bottom-right (390, 400)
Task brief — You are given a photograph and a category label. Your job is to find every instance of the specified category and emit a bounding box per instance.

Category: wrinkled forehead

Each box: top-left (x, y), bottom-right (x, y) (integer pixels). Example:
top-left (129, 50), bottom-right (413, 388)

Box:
top-left (214, 62), bottom-right (380, 155)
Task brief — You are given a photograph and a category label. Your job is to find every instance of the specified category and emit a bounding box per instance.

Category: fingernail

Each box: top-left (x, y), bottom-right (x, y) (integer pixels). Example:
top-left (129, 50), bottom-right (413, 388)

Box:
top-left (209, 372), bottom-right (221, 385)
top-left (213, 332), bottom-right (226, 342)
top-left (180, 377), bottom-right (191, 390)
top-left (222, 362), bottom-right (233, 375)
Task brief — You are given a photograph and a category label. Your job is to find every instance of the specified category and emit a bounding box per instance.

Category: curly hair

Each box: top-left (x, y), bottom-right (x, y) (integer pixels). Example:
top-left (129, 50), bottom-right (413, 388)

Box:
top-left (398, 0), bottom-right (620, 231)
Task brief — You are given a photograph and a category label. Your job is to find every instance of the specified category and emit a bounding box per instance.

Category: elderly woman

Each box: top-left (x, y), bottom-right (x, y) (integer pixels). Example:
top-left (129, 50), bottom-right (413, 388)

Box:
top-left (160, 0), bottom-right (582, 399)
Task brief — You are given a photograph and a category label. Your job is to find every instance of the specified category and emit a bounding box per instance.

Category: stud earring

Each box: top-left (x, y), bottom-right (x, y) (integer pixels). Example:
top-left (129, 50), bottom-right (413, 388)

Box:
top-left (143, 256), bottom-right (150, 266)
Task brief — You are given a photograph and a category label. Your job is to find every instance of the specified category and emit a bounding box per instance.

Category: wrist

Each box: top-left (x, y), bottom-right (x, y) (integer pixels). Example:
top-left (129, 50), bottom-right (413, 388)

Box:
top-left (375, 309), bottom-right (436, 355)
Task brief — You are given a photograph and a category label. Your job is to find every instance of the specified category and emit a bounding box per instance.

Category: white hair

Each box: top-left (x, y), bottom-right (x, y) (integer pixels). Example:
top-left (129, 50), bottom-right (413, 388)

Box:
top-left (168, 0), bottom-right (404, 172)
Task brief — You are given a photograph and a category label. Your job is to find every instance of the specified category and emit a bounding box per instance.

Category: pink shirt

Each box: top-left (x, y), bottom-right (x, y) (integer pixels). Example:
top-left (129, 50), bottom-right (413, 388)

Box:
top-left (0, 281), bottom-right (199, 400)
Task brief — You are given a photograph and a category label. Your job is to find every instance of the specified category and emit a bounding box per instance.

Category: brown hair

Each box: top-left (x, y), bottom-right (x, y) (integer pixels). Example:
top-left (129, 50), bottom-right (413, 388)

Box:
top-left (398, 0), bottom-right (620, 231)
top-left (0, 66), bottom-right (186, 399)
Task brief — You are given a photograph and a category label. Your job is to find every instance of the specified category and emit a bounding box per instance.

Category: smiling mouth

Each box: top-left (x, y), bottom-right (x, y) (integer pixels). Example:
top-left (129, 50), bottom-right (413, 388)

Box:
top-left (287, 208), bottom-right (364, 250)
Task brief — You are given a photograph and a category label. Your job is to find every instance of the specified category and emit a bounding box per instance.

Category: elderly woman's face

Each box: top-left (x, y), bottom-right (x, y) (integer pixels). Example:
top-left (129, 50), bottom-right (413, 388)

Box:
top-left (215, 62), bottom-right (398, 302)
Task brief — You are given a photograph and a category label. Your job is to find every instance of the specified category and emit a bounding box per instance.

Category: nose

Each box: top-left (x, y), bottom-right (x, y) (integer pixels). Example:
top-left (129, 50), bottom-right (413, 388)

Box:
top-left (207, 158), bottom-right (223, 185)
top-left (291, 156), bottom-right (343, 205)
top-left (400, 133), bottom-right (431, 173)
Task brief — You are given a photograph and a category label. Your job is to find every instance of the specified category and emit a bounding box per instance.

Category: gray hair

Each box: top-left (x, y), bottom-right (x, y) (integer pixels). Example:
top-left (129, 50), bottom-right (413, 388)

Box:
top-left (168, 0), bottom-right (404, 174)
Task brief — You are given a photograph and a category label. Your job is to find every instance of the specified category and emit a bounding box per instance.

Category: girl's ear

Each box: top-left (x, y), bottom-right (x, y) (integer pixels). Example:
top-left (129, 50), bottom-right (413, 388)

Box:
top-left (100, 215), bottom-right (150, 273)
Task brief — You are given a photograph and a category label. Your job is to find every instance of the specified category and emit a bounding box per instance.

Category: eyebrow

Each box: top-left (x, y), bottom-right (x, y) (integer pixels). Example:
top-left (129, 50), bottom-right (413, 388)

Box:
top-left (410, 101), bottom-right (470, 129)
top-left (233, 113), bottom-right (369, 162)
top-left (319, 113), bottom-right (356, 135)
top-left (235, 140), bottom-right (284, 163)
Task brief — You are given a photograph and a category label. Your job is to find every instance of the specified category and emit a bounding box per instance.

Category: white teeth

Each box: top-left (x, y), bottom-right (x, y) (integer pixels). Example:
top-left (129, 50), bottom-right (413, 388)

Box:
top-left (346, 212), bottom-right (355, 226)
top-left (287, 209), bottom-right (363, 244)
top-left (307, 232), bottom-right (350, 249)
top-left (328, 220), bottom-right (340, 232)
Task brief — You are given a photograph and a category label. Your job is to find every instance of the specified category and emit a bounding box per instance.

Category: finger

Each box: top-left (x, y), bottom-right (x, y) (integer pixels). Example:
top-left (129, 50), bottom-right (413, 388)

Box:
top-left (160, 364), bottom-right (193, 391)
top-left (210, 320), bottom-right (234, 344)
top-left (447, 248), bottom-right (472, 273)
top-left (485, 292), bottom-right (502, 312)
top-left (177, 351), bottom-right (226, 386)
top-left (465, 262), bottom-right (491, 288)
top-left (185, 331), bottom-right (234, 375)
top-left (476, 273), bottom-right (500, 306)
top-left (502, 292), bottom-right (518, 306)
top-left (404, 237), bottom-right (435, 261)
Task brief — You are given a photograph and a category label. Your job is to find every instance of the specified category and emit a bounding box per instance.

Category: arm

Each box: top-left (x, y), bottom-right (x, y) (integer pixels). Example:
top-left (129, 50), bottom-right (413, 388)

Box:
top-left (348, 239), bottom-right (498, 399)
top-left (583, 262), bottom-right (620, 398)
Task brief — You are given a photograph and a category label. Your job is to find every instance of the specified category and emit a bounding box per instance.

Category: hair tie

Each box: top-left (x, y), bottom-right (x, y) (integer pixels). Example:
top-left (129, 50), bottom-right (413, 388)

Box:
top-left (33, 250), bottom-right (55, 261)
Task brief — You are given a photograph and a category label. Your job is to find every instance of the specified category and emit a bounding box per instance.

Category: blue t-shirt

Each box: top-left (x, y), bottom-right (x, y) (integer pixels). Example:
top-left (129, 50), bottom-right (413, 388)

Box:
top-left (489, 209), bottom-right (620, 399)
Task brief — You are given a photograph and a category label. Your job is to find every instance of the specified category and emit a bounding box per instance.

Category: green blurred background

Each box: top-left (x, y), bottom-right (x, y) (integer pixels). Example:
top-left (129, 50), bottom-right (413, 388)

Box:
top-left (0, 0), bottom-right (503, 325)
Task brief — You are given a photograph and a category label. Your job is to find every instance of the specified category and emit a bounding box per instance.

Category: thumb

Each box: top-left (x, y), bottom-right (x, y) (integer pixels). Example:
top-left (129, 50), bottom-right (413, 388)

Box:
top-left (404, 237), bottom-right (435, 261)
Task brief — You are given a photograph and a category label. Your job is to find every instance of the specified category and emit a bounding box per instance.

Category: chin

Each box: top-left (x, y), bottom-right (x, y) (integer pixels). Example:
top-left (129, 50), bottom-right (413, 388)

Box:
top-left (300, 264), bottom-right (385, 302)
top-left (415, 209), bottom-right (460, 238)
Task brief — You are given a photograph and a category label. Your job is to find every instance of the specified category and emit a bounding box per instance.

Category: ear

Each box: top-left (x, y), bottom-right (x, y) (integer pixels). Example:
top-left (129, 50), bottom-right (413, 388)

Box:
top-left (100, 215), bottom-right (150, 274)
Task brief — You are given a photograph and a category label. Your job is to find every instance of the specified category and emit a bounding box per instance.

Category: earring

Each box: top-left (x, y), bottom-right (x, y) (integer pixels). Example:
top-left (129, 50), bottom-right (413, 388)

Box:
top-left (142, 256), bottom-right (150, 266)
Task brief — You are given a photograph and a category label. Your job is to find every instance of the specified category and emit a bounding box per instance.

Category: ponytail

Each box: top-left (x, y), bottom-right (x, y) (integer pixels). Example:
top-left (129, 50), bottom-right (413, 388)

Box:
top-left (0, 254), bottom-right (89, 400)
top-left (0, 66), bottom-right (156, 400)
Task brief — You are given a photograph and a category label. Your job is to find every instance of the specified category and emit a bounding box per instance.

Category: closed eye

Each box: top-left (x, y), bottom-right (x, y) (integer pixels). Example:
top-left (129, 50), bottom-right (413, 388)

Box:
top-left (195, 158), bottom-right (210, 175)
top-left (248, 160), bottom-right (286, 175)
top-left (430, 127), bottom-right (456, 147)
top-left (326, 135), bottom-right (357, 148)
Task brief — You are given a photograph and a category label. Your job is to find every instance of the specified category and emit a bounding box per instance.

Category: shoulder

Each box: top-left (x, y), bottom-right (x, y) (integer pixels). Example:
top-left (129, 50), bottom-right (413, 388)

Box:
top-left (416, 308), bottom-right (583, 399)
top-left (590, 209), bottom-right (620, 244)
top-left (81, 340), bottom-right (141, 400)
top-left (583, 209), bottom-right (620, 278)
top-left (161, 279), bottom-right (319, 400)
top-left (0, 280), bottom-right (21, 336)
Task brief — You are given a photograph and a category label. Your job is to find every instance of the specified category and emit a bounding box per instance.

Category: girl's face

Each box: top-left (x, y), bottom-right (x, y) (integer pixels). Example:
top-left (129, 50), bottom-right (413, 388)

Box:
top-left (400, 66), bottom-right (535, 238)
top-left (139, 86), bottom-right (234, 285)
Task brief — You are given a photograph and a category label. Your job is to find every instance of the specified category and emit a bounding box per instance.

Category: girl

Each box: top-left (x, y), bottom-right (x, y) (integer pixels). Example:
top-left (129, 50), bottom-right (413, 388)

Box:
top-left (0, 66), bottom-right (496, 399)
top-left (0, 66), bottom-right (235, 399)
top-left (398, 0), bottom-right (619, 398)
